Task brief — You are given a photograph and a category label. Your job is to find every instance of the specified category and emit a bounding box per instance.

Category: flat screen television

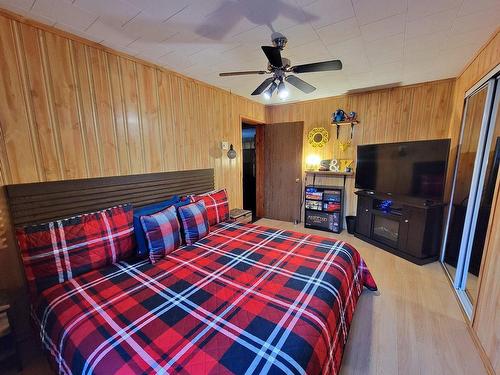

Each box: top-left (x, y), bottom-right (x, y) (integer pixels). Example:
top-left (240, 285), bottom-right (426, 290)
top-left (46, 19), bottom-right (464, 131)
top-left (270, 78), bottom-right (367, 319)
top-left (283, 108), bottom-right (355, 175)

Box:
top-left (355, 139), bottom-right (451, 201)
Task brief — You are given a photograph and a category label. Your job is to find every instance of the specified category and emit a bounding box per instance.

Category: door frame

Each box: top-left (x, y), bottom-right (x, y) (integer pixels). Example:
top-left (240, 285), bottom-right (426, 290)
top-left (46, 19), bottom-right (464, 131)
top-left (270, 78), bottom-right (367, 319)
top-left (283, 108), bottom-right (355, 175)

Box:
top-left (240, 116), bottom-right (265, 218)
top-left (440, 76), bottom-right (499, 319)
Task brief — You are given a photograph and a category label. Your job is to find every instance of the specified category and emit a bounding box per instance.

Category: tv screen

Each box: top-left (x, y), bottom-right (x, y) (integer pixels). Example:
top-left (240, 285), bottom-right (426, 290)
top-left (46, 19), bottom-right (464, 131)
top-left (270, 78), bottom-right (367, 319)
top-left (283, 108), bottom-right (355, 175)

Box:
top-left (355, 139), bottom-right (451, 201)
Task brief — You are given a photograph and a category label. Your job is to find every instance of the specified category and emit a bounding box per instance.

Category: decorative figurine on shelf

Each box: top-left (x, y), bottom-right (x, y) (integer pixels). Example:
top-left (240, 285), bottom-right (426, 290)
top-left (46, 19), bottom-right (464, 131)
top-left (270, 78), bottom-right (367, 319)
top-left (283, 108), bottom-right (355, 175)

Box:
top-left (319, 159), bottom-right (331, 171)
top-left (329, 159), bottom-right (340, 172)
top-left (345, 111), bottom-right (357, 121)
top-left (332, 109), bottom-right (346, 123)
top-left (338, 139), bottom-right (351, 152)
top-left (340, 159), bottom-right (353, 172)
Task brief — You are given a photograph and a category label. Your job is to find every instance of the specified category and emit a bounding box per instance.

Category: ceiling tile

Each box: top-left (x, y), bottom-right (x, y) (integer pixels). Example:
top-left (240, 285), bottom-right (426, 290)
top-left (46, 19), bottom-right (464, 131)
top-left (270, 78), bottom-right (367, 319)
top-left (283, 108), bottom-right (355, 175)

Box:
top-left (404, 31), bottom-right (448, 56)
top-left (360, 13), bottom-right (405, 42)
top-left (407, 0), bottom-right (461, 22)
top-left (32, 0), bottom-right (97, 31)
top-left (444, 28), bottom-right (493, 51)
top-left (302, 0), bottom-right (355, 29)
top-left (405, 8), bottom-right (458, 38)
top-left (458, 0), bottom-right (500, 16)
top-left (74, 0), bottom-right (141, 27)
top-left (365, 33), bottom-right (404, 65)
top-left (352, 0), bottom-right (407, 25)
top-left (86, 19), bottom-right (136, 47)
top-left (450, 6), bottom-right (500, 35)
top-left (246, 0), bottom-right (319, 32)
top-left (317, 17), bottom-right (361, 46)
top-left (279, 23), bottom-right (319, 49)
top-left (0, 0), bottom-right (32, 13)
top-left (326, 37), bottom-right (371, 74)
top-left (285, 39), bottom-right (332, 65)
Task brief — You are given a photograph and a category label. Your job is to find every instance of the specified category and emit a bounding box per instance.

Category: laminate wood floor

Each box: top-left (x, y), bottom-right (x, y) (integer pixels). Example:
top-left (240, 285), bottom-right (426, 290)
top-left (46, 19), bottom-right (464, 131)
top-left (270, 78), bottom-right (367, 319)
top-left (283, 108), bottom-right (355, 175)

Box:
top-left (9, 219), bottom-right (486, 375)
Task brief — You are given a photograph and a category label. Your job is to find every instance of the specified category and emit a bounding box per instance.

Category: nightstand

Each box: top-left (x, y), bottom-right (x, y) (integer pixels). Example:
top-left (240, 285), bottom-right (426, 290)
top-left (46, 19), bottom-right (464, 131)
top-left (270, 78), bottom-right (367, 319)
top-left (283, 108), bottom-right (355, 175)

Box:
top-left (229, 209), bottom-right (252, 224)
top-left (0, 290), bottom-right (22, 372)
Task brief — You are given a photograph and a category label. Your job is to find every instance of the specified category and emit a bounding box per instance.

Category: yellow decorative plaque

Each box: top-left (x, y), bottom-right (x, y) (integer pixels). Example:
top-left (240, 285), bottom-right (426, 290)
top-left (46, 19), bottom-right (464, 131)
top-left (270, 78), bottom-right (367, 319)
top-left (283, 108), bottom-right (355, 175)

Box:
top-left (308, 127), bottom-right (329, 148)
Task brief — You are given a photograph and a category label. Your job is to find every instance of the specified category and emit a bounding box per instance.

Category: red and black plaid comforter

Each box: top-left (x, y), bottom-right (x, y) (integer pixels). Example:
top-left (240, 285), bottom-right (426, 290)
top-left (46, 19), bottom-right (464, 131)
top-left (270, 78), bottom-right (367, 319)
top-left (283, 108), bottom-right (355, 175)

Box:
top-left (33, 222), bottom-right (377, 375)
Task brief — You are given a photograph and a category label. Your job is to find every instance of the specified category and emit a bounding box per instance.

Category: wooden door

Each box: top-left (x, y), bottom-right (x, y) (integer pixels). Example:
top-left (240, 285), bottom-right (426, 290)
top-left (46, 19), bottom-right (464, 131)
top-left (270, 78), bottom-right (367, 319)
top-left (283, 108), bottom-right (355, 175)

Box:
top-left (264, 122), bottom-right (303, 222)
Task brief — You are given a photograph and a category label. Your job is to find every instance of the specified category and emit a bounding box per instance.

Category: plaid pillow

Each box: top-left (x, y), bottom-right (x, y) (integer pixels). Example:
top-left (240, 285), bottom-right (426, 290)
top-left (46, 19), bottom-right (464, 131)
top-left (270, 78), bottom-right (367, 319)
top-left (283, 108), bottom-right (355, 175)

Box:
top-left (140, 205), bottom-right (181, 264)
top-left (16, 204), bottom-right (134, 296)
top-left (178, 200), bottom-right (210, 245)
top-left (190, 188), bottom-right (229, 226)
top-left (133, 196), bottom-right (180, 257)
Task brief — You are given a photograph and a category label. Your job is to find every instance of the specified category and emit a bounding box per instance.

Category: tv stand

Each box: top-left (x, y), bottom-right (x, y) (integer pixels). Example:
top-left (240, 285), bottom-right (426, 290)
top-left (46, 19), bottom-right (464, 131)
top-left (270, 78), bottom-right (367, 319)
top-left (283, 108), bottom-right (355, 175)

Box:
top-left (354, 191), bottom-right (444, 265)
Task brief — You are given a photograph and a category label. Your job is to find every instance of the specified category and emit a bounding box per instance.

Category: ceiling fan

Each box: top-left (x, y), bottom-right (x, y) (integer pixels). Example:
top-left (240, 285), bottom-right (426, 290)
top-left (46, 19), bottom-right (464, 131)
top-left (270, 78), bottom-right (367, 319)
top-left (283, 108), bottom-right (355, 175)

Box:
top-left (219, 33), bottom-right (342, 100)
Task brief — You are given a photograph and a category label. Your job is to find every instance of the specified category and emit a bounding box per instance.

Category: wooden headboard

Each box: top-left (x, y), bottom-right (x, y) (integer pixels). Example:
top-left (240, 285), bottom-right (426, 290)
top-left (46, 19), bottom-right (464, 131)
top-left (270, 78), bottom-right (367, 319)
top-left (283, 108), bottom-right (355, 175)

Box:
top-left (6, 169), bottom-right (214, 227)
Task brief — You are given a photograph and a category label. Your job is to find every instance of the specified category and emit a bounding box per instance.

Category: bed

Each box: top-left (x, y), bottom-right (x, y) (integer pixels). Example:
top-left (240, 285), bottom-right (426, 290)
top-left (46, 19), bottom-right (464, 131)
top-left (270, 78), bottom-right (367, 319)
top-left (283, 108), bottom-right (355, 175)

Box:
top-left (31, 221), bottom-right (376, 375)
top-left (7, 170), bottom-right (376, 375)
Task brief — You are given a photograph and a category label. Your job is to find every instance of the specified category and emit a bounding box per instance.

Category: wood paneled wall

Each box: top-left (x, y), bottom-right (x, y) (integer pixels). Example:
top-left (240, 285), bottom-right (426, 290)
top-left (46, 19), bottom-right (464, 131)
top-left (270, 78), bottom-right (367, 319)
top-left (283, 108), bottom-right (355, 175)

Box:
top-left (0, 10), bottom-right (265, 339)
top-left (266, 79), bottom-right (456, 217)
top-left (0, 12), bottom-right (265, 200)
top-left (449, 29), bottom-right (500, 374)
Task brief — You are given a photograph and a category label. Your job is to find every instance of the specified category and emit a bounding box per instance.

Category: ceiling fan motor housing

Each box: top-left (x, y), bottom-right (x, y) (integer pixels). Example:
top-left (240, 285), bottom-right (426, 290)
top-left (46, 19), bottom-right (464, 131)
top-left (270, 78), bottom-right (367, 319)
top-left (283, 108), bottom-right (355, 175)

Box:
top-left (272, 34), bottom-right (288, 50)
top-left (268, 58), bottom-right (291, 72)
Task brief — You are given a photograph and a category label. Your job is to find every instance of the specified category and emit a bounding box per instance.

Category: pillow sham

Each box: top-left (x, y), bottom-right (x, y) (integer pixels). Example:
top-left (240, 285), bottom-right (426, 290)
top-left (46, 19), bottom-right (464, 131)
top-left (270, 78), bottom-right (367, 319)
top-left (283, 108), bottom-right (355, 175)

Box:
top-left (177, 200), bottom-right (210, 245)
top-left (190, 188), bottom-right (229, 226)
top-left (133, 196), bottom-right (180, 257)
top-left (140, 205), bottom-right (181, 263)
top-left (16, 204), bottom-right (134, 295)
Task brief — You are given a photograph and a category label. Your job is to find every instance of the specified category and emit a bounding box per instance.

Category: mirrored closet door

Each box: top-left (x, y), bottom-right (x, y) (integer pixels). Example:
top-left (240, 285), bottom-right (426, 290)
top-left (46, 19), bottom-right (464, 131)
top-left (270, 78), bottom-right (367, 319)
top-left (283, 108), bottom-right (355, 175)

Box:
top-left (441, 75), bottom-right (499, 317)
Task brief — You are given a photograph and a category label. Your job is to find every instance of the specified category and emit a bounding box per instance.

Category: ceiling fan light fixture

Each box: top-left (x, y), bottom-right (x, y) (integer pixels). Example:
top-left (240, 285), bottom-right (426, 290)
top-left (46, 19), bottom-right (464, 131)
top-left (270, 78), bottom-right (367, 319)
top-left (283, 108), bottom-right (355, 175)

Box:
top-left (278, 80), bottom-right (289, 100)
top-left (263, 81), bottom-right (277, 100)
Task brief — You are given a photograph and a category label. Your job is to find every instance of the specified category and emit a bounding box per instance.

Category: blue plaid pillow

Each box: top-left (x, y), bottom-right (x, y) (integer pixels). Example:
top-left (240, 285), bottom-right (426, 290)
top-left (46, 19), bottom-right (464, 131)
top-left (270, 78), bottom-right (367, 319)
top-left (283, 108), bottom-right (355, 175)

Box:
top-left (178, 200), bottom-right (210, 245)
top-left (133, 196), bottom-right (180, 257)
top-left (140, 205), bottom-right (181, 263)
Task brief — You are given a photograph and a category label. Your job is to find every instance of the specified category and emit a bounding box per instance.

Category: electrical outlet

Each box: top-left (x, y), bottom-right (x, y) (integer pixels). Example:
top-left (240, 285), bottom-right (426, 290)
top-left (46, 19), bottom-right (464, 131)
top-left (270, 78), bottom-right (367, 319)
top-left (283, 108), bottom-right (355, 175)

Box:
top-left (221, 141), bottom-right (229, 150)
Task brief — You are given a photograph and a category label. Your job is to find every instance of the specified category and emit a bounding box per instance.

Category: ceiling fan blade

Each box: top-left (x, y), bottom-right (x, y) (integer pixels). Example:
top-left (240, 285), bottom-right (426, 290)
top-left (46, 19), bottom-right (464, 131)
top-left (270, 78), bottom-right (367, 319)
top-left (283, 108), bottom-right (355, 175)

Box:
top-left (291, 60), bottom-right (342, 73)
top-left (251, 77), bottom-right (275, 95)
top-left (285, 75), bottom-right (316, 94)
top-left (219, 70), bottom-right (268, 77)
top-left (261, 46), bottom-right (283, 68)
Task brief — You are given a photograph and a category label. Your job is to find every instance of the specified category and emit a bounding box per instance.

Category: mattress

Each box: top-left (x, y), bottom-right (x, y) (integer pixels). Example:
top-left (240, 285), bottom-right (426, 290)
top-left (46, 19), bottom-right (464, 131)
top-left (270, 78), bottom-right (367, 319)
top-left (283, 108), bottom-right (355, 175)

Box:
top-left (32, 222), bottom-right (377, 375)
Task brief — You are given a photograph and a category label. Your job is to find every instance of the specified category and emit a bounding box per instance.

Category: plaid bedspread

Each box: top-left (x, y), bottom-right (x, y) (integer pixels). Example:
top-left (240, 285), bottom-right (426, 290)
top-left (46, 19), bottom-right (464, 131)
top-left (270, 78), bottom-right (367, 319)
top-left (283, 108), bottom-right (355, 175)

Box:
top-left (33, 222), bottom-right (377, 375)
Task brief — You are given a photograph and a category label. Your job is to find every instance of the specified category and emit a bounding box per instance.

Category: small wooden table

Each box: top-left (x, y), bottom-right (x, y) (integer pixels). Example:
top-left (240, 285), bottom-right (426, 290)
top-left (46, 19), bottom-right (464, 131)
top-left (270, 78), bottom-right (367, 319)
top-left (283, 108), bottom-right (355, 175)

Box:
top-left (229, 209), bottom-right (252, 224)
top-left (0, 290), bottom-right (22, 372)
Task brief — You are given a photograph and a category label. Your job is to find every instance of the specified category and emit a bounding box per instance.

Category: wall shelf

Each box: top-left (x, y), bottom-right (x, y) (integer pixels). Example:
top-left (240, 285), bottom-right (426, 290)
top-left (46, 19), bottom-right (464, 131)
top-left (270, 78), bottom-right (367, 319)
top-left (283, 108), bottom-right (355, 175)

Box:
top-left (305, 170), bottom-right (355, 188)
top-left (331, 120), bottom-right (359, 139)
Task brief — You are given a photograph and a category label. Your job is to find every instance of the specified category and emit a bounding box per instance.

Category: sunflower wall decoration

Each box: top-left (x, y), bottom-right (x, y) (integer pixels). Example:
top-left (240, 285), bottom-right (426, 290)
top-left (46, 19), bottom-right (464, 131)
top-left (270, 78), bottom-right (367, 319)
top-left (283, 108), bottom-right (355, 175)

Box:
top-left (308, 127), bottom-right (329, 148)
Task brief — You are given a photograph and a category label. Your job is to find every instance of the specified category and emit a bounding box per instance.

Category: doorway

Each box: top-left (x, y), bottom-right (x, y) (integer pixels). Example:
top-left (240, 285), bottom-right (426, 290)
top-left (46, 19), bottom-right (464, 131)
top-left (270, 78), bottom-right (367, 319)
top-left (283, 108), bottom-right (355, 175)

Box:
top-left (242, 123), bottom-right (258, 219)
top-left (441, 72), bottom-right (499, 317)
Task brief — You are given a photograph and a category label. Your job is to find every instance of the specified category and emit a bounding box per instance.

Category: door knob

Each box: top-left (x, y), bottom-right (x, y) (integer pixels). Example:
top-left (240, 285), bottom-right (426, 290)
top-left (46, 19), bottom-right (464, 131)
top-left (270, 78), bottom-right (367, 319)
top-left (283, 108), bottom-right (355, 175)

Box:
top-left (404, 219), bottom-right (409, 223)
top-left (365, 209), bottom-right (369, 212)
top-left (295, 178), bottom-right (300, 183)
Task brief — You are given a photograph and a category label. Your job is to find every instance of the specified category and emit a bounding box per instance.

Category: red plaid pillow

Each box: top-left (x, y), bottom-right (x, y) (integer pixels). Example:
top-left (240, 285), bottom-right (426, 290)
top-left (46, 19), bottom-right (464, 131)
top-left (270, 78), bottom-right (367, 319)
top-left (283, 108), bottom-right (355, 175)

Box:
top-left (16, 204), bottom-right (135, 295)
top-left (190, 189), bottom-right (229, 226)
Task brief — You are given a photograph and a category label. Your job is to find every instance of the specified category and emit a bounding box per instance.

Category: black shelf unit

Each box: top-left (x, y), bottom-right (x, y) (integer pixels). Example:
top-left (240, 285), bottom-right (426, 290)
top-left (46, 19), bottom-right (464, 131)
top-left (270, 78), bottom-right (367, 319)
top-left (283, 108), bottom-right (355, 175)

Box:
top-left (304, 185), bottom-right (344, 233)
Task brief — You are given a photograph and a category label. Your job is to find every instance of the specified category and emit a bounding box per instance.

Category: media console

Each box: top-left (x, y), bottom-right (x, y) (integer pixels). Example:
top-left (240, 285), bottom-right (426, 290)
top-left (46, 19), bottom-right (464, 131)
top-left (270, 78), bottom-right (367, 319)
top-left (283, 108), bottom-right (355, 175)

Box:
top-left (354, 190), bottom-right (444, 265)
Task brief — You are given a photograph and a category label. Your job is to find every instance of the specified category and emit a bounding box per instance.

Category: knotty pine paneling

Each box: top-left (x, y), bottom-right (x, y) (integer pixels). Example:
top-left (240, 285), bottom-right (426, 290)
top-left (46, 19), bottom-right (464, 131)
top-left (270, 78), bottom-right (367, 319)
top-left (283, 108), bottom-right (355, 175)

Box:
top-left (0, 10), bottom-right (265, 340)
top-left (266, 79), bottom-right (456, 217)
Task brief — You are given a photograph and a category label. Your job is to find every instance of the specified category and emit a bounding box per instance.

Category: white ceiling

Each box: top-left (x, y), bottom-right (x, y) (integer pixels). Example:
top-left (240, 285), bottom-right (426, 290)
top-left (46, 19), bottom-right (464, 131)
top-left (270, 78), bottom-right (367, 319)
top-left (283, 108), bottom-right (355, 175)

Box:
top-left (2, 0), bottom-right (499, 104)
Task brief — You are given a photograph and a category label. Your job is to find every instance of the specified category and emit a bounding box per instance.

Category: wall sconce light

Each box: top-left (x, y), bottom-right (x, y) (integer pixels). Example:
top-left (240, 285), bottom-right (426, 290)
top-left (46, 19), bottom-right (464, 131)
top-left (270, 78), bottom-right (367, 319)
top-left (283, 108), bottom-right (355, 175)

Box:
top-left (305, 154), bottom-right (321, 171)
top-left (227, 144), bottom-right (237, 159)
